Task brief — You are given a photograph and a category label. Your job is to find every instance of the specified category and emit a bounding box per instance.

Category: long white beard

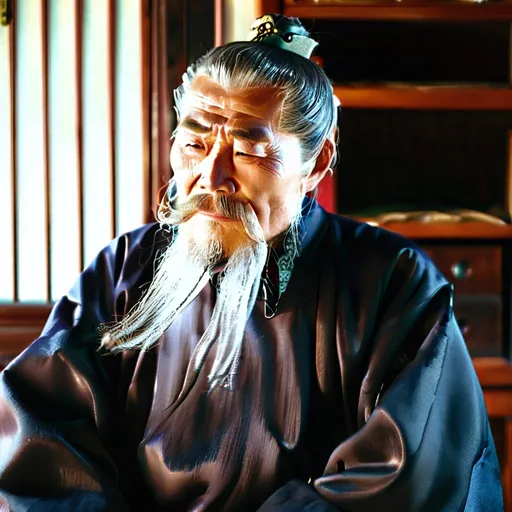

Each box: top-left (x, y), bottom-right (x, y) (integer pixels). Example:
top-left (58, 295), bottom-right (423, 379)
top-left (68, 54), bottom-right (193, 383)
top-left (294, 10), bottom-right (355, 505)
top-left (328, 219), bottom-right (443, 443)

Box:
top-left (101, 216), bottom-right (268, 389)
top-left (192, 235), bottom-right (268, 388)
top-left (101, 184), bottom-right (304, 389)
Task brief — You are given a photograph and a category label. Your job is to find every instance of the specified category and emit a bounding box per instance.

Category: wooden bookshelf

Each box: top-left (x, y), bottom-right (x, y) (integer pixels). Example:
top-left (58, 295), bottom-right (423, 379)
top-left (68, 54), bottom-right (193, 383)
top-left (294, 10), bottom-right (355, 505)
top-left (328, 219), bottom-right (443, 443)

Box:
top-left (334, 85), bottom-right (512, 110)
top-left (363, 221), bottom-right (512, 239)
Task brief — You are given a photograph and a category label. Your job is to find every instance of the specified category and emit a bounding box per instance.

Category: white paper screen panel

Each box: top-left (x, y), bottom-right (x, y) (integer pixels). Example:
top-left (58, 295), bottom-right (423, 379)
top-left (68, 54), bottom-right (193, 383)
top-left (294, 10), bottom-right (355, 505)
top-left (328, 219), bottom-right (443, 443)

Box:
top-left (115, 0), bottom-right (144, 238)
top-left (15, 0), bottom-right (48, 303)
top-left (49, 0), bottom-right (81, 301)
top-left (82, 0), bottom-right (115, 268)
top-left (0, 22), bottom-right (14, 302)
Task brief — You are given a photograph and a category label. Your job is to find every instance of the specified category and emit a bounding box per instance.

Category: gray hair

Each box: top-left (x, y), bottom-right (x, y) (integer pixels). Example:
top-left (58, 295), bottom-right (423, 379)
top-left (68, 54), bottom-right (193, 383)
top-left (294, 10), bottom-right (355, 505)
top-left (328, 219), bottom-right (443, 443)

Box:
top-left (174, 40), bottom-right (339, 173)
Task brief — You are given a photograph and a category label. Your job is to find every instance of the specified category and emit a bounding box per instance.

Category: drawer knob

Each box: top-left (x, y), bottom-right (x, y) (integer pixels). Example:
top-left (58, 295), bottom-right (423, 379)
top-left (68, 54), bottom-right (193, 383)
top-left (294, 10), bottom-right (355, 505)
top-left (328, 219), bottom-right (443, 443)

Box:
top-left (451, 260), bottom-right (473, 280)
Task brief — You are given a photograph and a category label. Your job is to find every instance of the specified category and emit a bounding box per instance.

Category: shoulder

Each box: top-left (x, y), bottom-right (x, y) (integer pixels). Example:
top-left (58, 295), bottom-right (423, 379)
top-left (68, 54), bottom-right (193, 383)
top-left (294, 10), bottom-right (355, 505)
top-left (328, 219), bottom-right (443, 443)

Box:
top-left (64, 222), bottom-right (170, 323)
top-left (325, 211), bottom-right (422, 255)
top-left (104, 222), bottom-right (170, 265)
top-left (322, 212), bottom-right (449, 298)
top-left (83, 222), bottom-right (170, 285)
top-left (3, 224), bottom-right (169, 376)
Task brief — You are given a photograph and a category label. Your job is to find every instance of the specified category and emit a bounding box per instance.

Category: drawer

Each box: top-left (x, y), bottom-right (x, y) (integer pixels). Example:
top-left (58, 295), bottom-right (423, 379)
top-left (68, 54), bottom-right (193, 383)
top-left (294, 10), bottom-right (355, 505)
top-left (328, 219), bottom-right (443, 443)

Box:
top-left (453, 296), bottom-right (502, 358)
top-left (422, 245), bottom-right (501, 295)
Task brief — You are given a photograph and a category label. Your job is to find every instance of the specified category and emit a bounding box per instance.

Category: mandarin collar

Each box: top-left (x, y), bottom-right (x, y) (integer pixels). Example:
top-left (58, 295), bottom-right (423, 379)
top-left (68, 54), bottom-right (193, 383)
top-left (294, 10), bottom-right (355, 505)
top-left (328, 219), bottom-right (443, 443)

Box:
top-left (209, 196), bottom-right (328, 318)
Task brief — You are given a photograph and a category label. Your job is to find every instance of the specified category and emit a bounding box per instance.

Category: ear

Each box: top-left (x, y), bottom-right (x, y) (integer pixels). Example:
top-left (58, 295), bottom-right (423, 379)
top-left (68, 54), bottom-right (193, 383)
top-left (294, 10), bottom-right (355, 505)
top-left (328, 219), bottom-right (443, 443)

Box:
top-left (302, 138), bottom-right (335, 193)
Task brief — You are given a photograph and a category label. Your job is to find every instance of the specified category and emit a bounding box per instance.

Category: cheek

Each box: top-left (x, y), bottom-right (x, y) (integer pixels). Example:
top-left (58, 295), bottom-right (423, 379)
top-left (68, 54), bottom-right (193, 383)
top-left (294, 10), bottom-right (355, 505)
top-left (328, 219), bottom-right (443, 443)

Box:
top-left (170, 146), bottom-right (199, 193)
top-left (244, 168), bottom-right (301, 200)
top-left (249, 183), bottom-right (303, 226)
top-left (170, 144), bottom-right (185, 172)
top-left (267, 178), bottom-right (305, 219)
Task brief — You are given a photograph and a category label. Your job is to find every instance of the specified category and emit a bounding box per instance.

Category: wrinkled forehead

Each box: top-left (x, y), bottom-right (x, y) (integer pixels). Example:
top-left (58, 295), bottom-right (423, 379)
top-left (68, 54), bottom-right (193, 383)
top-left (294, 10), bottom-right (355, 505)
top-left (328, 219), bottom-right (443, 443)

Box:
top-left (180, 75), bottom-right (286, 124)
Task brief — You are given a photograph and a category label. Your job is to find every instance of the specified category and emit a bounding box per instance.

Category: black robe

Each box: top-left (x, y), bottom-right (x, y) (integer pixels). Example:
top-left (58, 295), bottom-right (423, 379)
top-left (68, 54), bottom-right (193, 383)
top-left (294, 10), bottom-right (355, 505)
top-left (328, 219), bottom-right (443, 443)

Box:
top-left (0, 200), bottom-right (503, 511)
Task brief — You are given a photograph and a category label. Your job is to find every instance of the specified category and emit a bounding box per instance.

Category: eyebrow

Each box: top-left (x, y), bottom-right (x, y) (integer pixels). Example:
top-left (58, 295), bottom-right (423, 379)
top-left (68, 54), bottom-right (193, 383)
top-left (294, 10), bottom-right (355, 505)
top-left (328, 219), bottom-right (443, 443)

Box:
top-left (180, 117), bottom-right (271, 143)
top-left (180, 117), bottom-right (211, 134)
top-left (230, 127), bottom-right (271, 144)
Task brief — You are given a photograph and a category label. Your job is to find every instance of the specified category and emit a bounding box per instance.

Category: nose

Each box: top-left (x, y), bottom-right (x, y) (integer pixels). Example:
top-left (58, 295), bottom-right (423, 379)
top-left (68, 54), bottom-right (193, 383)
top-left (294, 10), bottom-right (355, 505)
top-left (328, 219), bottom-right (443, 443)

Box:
top-left (198, 143), bottom-right (237, 195)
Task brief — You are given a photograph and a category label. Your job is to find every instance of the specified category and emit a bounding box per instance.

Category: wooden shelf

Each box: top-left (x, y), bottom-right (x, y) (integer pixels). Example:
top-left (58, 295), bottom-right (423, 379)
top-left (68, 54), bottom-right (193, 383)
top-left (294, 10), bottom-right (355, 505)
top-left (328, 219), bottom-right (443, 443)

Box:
top-left (285, 2), bottom-right (512, 21)
top-left (0, 329), bottom-right (43, 356)
top-left (475, 358), bottom-right (512, 388)
top-left (484, 389), bottom-right (512, 417)
top-left (333, 85), bottom-right (512, 110)
top-left (0, 304), bottom-right (52, 355)
top-left (361, 221), bottom-right (512, 239)
top-left (0, 304), bottom-right (52, 327)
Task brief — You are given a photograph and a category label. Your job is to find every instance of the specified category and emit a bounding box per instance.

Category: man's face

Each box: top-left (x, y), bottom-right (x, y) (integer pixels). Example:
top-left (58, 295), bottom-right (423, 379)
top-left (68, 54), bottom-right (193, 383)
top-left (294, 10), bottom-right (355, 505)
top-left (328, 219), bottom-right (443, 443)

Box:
top-left (170, 76), bottom-right (306, 247)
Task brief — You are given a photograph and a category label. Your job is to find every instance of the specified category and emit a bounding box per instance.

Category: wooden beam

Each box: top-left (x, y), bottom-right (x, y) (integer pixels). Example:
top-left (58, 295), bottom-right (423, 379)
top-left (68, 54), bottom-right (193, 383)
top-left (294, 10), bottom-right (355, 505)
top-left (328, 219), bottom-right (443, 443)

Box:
top-left (255, 0), bottom-right (282, 18)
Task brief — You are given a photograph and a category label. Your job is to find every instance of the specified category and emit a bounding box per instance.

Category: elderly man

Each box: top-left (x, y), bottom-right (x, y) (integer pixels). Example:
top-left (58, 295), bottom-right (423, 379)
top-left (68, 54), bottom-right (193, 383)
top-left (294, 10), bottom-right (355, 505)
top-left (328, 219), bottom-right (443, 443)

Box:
top-left (0, 14), bottom-right (503, 512)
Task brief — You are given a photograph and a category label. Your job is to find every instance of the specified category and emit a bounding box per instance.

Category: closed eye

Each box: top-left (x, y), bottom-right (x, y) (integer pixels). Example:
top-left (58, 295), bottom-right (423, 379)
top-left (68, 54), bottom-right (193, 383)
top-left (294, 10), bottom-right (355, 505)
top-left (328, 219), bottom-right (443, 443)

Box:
top-left (186, 143), bottom-right (203, 149)
top-left (235, 151), bottom-right (259, 158)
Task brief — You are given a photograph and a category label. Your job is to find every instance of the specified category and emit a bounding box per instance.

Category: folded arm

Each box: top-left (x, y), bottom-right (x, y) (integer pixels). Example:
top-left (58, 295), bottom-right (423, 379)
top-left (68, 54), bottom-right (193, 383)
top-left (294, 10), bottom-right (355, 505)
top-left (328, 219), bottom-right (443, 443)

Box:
top-left (261, 238), bottom-right (502, 511)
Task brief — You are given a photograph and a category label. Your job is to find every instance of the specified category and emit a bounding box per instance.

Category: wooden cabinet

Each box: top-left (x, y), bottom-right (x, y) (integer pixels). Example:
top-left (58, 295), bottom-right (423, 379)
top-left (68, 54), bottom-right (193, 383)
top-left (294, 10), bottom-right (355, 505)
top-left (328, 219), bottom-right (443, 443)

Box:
top-left (424, 245), bottom-right (503, 357)
top-left (262, 0), bottom-right (512, 507)
top-left (423, 246), bottom-right (502, 295)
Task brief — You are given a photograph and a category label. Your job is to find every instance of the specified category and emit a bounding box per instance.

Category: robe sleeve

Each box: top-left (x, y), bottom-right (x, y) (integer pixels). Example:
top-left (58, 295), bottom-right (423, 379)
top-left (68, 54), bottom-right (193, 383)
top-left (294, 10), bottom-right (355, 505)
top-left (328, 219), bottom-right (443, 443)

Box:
top-left (311, 244), bottom-right (503, 511)
top-left (0, 227), bottom-right (156, 511)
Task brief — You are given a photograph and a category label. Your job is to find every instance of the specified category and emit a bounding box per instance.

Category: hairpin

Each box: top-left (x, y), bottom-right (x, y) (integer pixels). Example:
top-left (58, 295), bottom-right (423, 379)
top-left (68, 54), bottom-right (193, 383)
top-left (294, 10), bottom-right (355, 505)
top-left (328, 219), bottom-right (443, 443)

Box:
top-left (247, 14), bottom-right (318, 59)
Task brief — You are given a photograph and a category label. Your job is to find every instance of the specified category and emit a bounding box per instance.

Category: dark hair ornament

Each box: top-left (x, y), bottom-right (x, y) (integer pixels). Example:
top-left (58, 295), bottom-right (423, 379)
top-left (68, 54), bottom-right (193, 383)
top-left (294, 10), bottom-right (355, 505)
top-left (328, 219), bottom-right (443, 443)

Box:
top-left (247, 14), bottom-right (318, 59)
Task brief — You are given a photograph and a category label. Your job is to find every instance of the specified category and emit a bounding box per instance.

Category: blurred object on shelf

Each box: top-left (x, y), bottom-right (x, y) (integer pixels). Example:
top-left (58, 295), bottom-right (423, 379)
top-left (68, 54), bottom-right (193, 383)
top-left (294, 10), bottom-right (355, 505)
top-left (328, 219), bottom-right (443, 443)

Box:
top-left (367, 209), bottom-right (508, 225)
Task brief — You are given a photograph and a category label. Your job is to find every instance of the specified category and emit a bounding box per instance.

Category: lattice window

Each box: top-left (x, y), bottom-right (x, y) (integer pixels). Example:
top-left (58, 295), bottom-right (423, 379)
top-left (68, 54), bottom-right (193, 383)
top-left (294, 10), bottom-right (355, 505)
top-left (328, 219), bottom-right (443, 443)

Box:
top-left (0, 0), bottom-right (148, 305)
